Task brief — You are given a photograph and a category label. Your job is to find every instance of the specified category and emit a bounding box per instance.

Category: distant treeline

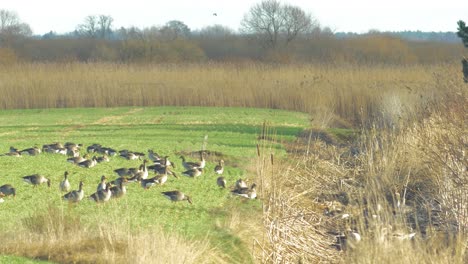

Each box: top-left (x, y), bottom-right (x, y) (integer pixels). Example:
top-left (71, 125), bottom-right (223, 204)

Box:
top-left (0, 5), bottom-right (465, 65)
top-left (1, 32), bottom-right (464, 65)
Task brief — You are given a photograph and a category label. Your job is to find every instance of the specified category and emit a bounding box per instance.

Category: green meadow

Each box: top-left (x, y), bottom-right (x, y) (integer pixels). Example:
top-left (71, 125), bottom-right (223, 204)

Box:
top-left (0, 106), bottom-right (310, 263)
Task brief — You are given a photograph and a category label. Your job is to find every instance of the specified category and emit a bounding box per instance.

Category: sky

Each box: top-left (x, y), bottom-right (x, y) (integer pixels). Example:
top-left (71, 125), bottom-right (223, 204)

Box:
top-left (2, 0), bottom-right (467, 35)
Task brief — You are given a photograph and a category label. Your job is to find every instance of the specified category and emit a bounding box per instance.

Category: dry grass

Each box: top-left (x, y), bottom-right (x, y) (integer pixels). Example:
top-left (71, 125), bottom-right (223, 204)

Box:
top-left (0, 205), bottom-right (222, 264)
top-left (252, 82), bottom-right (467, 263)
top-left (0, 62), bottom-right (462, 127)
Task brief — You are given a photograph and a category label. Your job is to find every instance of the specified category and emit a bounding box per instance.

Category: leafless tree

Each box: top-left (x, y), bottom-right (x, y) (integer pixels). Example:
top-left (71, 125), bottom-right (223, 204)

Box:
top-left (0, 9), bottom-right (32, 36)
top-left (98, 15), bottom-right (113, 38)
top-left (77, 15), bottom-right (113, 39)
top-left (241, 0), bottom-right (318, 48)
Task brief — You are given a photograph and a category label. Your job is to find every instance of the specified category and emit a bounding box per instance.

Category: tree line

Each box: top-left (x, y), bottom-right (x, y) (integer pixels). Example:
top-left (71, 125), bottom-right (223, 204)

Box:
top-left (0, 0), bottom-right (466, 65)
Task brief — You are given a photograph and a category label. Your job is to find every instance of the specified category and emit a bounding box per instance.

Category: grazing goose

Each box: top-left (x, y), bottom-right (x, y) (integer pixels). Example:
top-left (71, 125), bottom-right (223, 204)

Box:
top-left (96, 154), bottom-right (110, 163)
top-left (55, 147), bottom-right (68, 155)
top-left (66, 147), bottom-right (80, 157)
top-left (42, 142), bottom-right (64, 153)
top-left (114, 167), bottom-right (136, 177)
top-left (232, 183), bottom-right (257, 199)
top-left (59, 171), bottom-right (71, 192)
top-left (148, 149), bottom-right (161, 163)
top-left (235, 179), bottom-right (248, 189)
top-left (64, 142), bottom-right (82, 150)
top-left (140, 176), bottom-right (158, 189)
top-left (78, 156), bottom-right (98, 168)
top-left (67, 154), bottom-right (89, 164)
top-left (96, 175), bottom-right (107, 192)
top-left (89, 183), bottom-right (112, 203)
top-left (217, 177), bottom-right (227, 188)
top-left (0, 192), bottom-right (4, 203)
top-left (63, 181), bottom-right (85, 203)
top-left (120, 151), bottom-right (144, 160)
top-left (20, 146), bottom-right (41, 156)
top-left (162, 190), bottom-right (192, 204)
top-left (0, 184), bottom-right (16, 197)
top-left (182, 168), bottom-right (203, 178)
top-left (22, 174), bottom-right (51, 187)
top-left (146, 167), bottom-right (175, 187)
top-left (87, 144), bottom-right (101, 153)
top-left (214, 160), bottom-right (224, 175)
top-left (180, 152), bottom-right (205, 170)
top-left (110, 176), bottom-right (129, 186)
top-left (110, 178), bottom-right (128, 198)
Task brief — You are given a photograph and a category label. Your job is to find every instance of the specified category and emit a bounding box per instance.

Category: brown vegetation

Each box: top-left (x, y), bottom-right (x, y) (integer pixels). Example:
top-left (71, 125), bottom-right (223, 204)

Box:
top-left (0, 205), bottom-right (219, 264)
top-left (0, 62), bottom-right (463, 129)
top-left (252, 79), bottom-right (467, 262)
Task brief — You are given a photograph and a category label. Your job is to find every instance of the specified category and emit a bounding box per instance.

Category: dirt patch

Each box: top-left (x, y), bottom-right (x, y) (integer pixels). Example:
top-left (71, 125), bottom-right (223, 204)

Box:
top-left (93, 108), bottom-right (144, 125)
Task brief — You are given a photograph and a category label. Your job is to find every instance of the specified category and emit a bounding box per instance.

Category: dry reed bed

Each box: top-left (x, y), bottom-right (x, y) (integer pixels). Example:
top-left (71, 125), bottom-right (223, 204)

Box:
top-left (253, 90), bottom-right (467, 263)
top-left (0, 62), bottom-right (462, 126)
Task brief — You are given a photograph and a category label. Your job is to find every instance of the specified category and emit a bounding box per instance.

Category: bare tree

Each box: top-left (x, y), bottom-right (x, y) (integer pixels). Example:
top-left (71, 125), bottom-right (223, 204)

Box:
top-left (98, 15), bottom-right (113, 38)
top-left (0, 9), bottom-right (32, 36)
top-left (77, 15), bottom-right (113, 38)
top-left (241, 0), bottom-right (318, 48)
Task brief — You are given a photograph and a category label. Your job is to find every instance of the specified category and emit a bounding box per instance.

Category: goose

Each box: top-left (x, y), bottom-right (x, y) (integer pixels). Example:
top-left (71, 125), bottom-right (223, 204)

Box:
top-left (59, 171), bottom-right (71, 192)
top-left (182, 168), bottom-right (203, 178)
top-left (66, 147), bottom-right (80, 157)
top-left (89, 183), bottom-right (112, 203)
top-left (67, 154), bottom-right (89, 164)
top-left (133, 160), bottom-right (149, 180)
top-left (114, 167), bottom-right (136, 177)
top-left (232, 183), bottom-right (257, 199)
top-left (22, 174), bottom-right (51, 187)
top-left (98, 147), bottom-right (117, 156)
top-left (63, 181), bottom-right (85, 203)
top-left (2, 150), bottom-right (21, 157)
top-left (78, 156), bottom-right (97, 168)
top-left (96, 154), bottom-right (110, 163)
top-left (20, 146), bottom-right (41, 156)
top-left (180, 152), bottom-right (205, 170)
top-left (42, 142), bottom-right (63, 153)
top-left (214, 160), bottom-right (224, 175)
top-left (217, 177), bottom-right (226, 188)
top-left (152, 166), bottom-right (176, 186)
top-left (87, 144), bottom-right (101, 153)
top-left (55, 147), bottom-right (68, 155)
top-left (110, 178), bottom-right (128, 198)
top-left (0, 192), bottom-right (4, 203)
top-left (96, 175), bottom-right (107, 192)
top-left (64, 142), bottom-right (82, 150)
top-left (152, 155), bottom-right (173, 167)
top-left (148, 149), bottom-right (161, 163)
top-left (235, 179), bottom-right (248, 189)
top-left (0, 184), bottom-right (16, 197)
top-left (121, 151), bottom-right (144, 160)
top-left (9, 146), bottom-right (19, 153)
top-left (162, 190), bottom-right (192, 204)
top-left (140, 176), bottom-right (158, 189)
top-left (110, 176), bottom-right (129, 186)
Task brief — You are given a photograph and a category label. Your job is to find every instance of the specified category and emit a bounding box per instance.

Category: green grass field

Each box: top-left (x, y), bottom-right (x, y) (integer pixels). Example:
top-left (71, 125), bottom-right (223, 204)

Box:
top-left (0, 106), bottom-right (310, 262)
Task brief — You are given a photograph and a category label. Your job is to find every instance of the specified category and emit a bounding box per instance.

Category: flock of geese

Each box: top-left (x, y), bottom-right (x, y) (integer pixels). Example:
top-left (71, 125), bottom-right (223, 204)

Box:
top-left (0, 142), bottom-right (257, 204)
